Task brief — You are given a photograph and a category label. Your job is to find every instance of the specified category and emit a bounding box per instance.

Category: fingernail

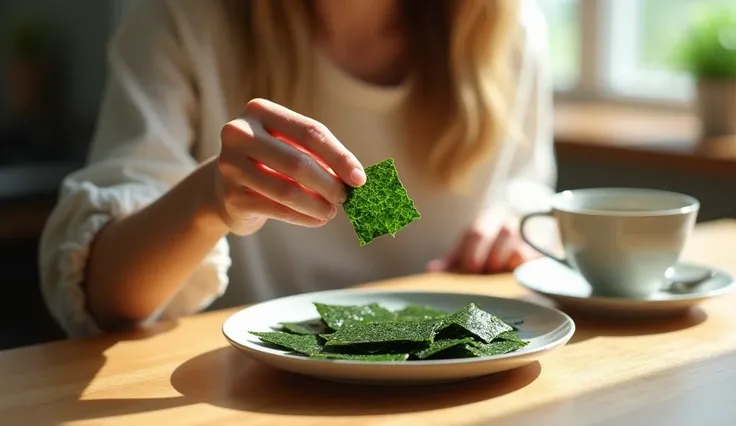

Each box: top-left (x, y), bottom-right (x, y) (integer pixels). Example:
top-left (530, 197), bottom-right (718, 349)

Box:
top-left (327, 205), bottom-right (337, 219)
top-left (350, 168), bottom-right (366, 186)
top-left (338, 189), bottom-right (348, 204)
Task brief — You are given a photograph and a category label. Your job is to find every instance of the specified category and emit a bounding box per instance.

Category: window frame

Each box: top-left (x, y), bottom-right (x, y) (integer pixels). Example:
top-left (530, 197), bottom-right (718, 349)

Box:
top-left (551, 0), bottom-right (696, 112)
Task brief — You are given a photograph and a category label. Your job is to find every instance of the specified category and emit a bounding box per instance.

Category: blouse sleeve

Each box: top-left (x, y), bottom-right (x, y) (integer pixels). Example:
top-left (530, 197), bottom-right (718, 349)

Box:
top-left (38, 0), bottom-right (231, 338)
top-left (482, 0), bottom-right (557, 220)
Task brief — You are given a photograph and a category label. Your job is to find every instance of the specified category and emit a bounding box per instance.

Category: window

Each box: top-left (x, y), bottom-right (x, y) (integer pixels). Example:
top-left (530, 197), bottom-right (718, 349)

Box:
top-left (538, 0), bottom-right (580, 90)
top-left (539, 0), bottom-right (736, 106)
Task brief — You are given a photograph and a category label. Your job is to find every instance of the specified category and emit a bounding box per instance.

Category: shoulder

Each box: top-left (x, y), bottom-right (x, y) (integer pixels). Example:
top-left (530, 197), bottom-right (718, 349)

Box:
top-left (111, 0), bottom-right (228, 57)
top-left (111, 0), bottom-right (240, 89)
top-left (114, 0), bottom-right (231, 49)
top-left (515, 0), bottom-right (550, 59)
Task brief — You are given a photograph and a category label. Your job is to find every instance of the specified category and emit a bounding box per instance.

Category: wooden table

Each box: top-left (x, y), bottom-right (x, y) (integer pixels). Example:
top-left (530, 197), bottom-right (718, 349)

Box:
top-left (1, 221), bottom-right (736, 426)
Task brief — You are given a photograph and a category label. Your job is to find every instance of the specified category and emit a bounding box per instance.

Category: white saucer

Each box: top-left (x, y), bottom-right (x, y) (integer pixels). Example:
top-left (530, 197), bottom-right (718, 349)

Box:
top-left (514, 258), bottom-right (735, 318)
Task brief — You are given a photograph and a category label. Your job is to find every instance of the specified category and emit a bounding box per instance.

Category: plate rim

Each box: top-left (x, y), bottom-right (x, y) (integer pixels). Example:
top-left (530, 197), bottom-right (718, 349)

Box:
top-left (221, 288), bottom-right (576, 367)
top-left (514, 257), bottom-right (736, 304)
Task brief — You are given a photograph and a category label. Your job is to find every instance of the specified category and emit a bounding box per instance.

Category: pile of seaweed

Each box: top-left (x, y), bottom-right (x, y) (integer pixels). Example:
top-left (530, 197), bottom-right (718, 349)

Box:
top-left (250, 302), bottom-right (527, 361)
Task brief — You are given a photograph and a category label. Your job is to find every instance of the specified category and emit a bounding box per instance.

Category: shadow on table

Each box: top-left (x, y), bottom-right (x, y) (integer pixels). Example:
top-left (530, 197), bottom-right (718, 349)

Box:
top-left (2, 320), bottom-right (181, 426)
top-left (169, 346), bottom-right (541, 416)
top-left (516, 293), bottom-right (708, 345)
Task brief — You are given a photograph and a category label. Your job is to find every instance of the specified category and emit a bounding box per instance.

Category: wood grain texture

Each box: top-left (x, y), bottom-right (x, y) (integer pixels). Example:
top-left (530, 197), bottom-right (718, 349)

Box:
top-left (1, 220), bottom-right (735, 426)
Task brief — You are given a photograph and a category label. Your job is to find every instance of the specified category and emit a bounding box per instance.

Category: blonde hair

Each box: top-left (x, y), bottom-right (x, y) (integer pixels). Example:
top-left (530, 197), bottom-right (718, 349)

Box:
top-left (224, 0), bottom-right (521, 188)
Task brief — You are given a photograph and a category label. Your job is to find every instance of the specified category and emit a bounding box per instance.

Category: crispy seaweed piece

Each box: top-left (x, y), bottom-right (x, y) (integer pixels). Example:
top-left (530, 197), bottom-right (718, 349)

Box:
top-left (431, 340), bottom-right (527, 359)
top-left (436, 303), bottom-right (513, 343)
top-left (252, 301), bottom-right (527, 362)
top-left (342, 158), bottom-right (421, 246)
top-left (495, 331), bottom-right (525, 343)
top-left (464, 340), bottom-right (528, 357)
top-left (314, 302), bottom-right (396, 330)
top-left (394, 305), bottom-right (448, 321)
top-left (323, 319), bottom-right (442, 348)
top-left (279, 318), bottom-right (331, 335)
top-left (250, 331), bottom-right (323, 356)
top-left (311, 353), bottom-right (409, 361)
top-left (412, 338), bottom-right (474, 360)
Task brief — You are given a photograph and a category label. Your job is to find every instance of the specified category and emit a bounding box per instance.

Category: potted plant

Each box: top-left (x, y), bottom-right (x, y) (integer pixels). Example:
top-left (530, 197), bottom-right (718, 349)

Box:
top-left (675, 6), bottom-right (736, 139)
top-left (6, 17), bottom-right (50, 117)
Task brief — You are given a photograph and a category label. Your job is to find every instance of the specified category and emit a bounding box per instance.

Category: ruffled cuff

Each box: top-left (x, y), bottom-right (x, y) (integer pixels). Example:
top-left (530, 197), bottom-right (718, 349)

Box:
top-left (40, 181), bottom-right (230, 337)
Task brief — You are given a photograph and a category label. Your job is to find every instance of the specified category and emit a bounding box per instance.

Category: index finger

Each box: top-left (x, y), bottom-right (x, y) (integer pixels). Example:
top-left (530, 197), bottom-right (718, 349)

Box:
top-left (244, 98), bottom-right (366, 187)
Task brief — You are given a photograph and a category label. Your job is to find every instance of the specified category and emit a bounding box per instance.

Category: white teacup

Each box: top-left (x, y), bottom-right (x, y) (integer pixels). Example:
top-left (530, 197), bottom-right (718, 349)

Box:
top-left (520, 188), bottom-right (700, 298)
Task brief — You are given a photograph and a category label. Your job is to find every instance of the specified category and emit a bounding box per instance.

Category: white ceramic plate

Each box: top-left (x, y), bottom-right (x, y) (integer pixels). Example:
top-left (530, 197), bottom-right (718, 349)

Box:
top-left (515, 258), bottom-right (736, 318)
top-left (222, 289), bottom-right (575, 385)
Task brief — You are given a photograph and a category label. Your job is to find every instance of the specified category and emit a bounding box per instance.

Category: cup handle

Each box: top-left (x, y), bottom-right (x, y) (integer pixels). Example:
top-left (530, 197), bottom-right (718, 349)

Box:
top-left (519, 211), bottom-right (570, 268)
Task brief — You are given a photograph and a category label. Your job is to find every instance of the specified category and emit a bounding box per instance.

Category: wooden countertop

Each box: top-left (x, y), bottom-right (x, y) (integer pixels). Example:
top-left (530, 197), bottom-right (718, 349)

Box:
top-left (1, 219), bottom-right (735, 425)
top-left (554, 102), bottom-right (736, 177)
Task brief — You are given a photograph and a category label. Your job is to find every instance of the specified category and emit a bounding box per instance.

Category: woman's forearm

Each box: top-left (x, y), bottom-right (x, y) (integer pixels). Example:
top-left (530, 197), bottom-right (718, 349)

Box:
top-left (84, 158), bottom-right (230, 330)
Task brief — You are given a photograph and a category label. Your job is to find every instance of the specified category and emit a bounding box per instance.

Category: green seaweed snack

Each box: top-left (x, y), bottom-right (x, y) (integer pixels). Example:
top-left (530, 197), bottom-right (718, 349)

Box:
top-left (342, 158), bottom-right (421, 246)
top-left (462, 340), bottom-right (528, 357)
top-left (394, 305), bottom-right (448, 321)
top-left (279, 319), bottom-right (331, 335)
top-left (312, 353), bottom-right (410, 361)
top-left (495, 330), bottom-right (525, 343)
top-left (314, 302), bottom-right (396, 330)
top-left (250, 331), bottom-right (323, 356)
top-left (412, 337), bottom-right (474, 360)
top-left (322, 319), bottom-right (442, 347)
top-left (436, 303), bottom-right (513, 343)
top-left (249, 301), bottom-right (528, 362)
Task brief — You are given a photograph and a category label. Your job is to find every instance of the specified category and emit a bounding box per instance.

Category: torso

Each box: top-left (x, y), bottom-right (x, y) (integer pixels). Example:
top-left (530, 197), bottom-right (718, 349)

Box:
top-left (168, 0), bottom-right (534, 310)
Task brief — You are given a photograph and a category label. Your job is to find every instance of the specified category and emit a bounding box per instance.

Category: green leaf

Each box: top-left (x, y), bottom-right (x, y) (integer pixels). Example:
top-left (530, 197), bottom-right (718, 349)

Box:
top-left (672, 5), bottom-right (736, 79)
top-left (436, 303), bottom-right (513, 343)
top-left (314, 302), bottom-right (396, 330)
top-left (250, 331), bottom-right (323, 356)
top-left (342, 158), bottom-right (421, 246)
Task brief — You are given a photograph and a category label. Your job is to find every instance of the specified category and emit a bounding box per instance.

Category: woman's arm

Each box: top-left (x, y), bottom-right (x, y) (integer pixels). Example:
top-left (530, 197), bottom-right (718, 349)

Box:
top-left (41, 1), bottom-right (363, 334)
top-left (83, 159), bottom-right (228, 330)
top-left (39, 0), bottom-right (231, 335)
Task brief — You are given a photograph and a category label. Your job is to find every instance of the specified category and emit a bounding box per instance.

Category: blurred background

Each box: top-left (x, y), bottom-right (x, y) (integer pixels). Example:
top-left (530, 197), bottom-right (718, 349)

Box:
top-left (0, 0), bottom-right (735, 349)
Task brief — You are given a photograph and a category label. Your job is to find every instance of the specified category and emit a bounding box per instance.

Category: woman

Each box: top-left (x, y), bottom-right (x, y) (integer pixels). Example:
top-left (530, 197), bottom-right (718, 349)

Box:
top-left (39, 0), bottom-right (556, 337)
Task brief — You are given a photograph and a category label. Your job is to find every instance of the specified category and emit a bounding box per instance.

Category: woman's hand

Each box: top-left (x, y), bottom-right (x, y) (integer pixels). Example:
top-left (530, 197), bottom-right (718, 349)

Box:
top-left (427, 215), bottom-right (536, 274)
top-left (212, 98), bottom-right (366, 236)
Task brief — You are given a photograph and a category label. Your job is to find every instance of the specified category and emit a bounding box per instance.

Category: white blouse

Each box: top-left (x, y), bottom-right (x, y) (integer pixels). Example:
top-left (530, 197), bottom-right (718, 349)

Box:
top-left (39, 0), bottom-right (557, 337)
